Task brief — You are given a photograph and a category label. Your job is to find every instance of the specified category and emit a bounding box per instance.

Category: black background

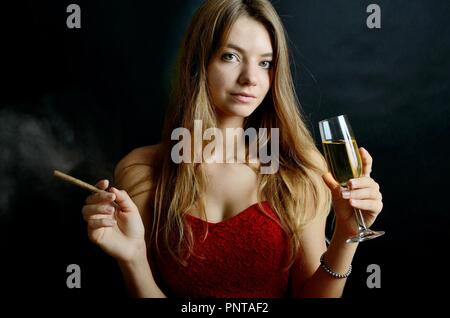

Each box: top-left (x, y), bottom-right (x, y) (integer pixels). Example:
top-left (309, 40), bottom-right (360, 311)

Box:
top-left (1, 0), bottom-right (449, 302)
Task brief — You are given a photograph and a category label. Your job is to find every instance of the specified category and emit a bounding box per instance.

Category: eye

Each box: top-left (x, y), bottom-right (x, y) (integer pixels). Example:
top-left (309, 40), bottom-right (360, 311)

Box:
top-left (221, 53), bottom-right (238, 62)
top-left (260, 60), bottom-right (273, 69)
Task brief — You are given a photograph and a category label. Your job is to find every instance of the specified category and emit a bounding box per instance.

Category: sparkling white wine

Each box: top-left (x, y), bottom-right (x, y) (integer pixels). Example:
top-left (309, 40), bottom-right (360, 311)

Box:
top-left (322, 139), bottom-right (362, 187)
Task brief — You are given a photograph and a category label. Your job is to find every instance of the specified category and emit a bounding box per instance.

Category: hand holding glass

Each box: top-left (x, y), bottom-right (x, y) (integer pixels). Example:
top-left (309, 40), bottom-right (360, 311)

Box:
top-left (319, 115), bottom-right (384, 243)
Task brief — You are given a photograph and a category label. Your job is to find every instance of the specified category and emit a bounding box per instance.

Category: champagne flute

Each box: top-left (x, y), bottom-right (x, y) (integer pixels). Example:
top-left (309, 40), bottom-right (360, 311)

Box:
top-left (319, 114), bottom-right (385, 243)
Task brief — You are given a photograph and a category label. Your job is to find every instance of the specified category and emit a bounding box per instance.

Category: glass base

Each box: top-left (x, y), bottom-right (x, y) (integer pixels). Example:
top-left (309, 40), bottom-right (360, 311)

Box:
top-left (346, 229), bottom-right (385, 243)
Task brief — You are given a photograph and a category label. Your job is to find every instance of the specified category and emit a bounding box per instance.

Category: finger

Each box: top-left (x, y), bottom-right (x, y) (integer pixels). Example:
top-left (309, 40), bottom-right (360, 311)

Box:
top-left (341, 187), bottom-right (381, 200)
top-left (82, 204), bottom-right (115, 220)
top-left (85, 191), bottom-right (116, 205)
top-left (348, 176), bottom-right (379, 191)
top-left (95, 179), bottom-right (110, 190)
top-left (109, 187), bottom-right (137, 213)
top-left (87, 218), bottom-right (116, 229)
top-left (322, 172), bottom-right (341, 193)
top-left (84, 213), bottom-right (114, 221)
top-left (349, 199), bottom-right (383, 213)
top-left (359, 147), bottom-right (373, 177)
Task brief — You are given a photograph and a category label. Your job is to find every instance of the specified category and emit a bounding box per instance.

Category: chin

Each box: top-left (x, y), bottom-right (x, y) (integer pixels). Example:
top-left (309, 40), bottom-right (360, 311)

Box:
top-left (223, 103), bottom-right (259, 118)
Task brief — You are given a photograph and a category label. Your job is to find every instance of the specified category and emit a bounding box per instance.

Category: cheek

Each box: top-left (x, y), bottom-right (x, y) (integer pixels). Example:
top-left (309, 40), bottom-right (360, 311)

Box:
top-left (209, 79), bottom-right (224, 109)
top-left (208, 64), bottom-right (228, 91)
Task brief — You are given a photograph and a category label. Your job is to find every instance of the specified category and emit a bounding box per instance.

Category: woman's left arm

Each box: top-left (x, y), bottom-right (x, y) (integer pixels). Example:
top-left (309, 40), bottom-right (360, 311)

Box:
top-left (291, 147), bottom-right (383, 297)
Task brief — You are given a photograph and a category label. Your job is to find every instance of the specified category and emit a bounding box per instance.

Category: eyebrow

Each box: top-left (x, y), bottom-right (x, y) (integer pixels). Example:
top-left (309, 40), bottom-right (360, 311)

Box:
top-left (225, 43), bottom-right (273, 58)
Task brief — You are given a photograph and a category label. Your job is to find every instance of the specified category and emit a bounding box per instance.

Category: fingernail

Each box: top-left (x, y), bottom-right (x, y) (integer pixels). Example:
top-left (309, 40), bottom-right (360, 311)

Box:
top-left (341, 190), bottom-right (350, 199)
top-left (106, 206), bottom-right (114, 213)
top-left (105, 219), bottom-right (116, 226)
top-left (348, 180), bottom-right (355, 188)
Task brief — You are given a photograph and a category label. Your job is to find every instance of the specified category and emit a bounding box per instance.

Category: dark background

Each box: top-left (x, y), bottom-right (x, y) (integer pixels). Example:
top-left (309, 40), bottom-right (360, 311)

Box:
top-left (1, 0), bottom-right (449, 301)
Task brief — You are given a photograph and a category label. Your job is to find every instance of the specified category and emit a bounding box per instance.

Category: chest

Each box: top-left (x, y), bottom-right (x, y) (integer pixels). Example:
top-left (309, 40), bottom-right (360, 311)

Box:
top-left (192, 163), bottom-right (259, 223)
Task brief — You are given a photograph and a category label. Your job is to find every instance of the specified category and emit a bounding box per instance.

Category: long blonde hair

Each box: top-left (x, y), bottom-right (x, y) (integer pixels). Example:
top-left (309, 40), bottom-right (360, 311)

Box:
top-left (151, 0), bottom-right (332, 269)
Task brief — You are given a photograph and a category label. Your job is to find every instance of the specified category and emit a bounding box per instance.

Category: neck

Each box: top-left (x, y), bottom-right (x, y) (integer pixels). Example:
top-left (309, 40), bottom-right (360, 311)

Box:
top-left (208, 113), bottom-right (247, 163)
top-left (215, 115), bottom-right (245, 132)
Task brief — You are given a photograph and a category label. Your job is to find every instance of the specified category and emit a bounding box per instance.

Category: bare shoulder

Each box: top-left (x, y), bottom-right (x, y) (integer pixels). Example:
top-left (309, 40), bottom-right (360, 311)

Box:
top-left (114, 144), bottom-right (161, 198)
top-left (113, 144), bottom-right (161, 226)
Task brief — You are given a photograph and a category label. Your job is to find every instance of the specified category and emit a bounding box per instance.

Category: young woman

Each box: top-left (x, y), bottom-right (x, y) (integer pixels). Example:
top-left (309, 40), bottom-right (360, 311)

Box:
top-left (81, 0), bottom-right (383, 298)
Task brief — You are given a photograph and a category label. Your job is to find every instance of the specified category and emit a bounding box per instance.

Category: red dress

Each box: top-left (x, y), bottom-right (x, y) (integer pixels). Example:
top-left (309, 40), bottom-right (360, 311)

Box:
top-left (152, 201), bottom-right (291, 298)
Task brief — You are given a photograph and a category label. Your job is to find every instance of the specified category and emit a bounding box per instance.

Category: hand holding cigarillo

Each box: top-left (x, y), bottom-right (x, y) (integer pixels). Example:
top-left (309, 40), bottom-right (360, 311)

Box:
top-left (78, 177), bottom-right (146, 262)
top-left (54, 170), bottom-right (146, 261)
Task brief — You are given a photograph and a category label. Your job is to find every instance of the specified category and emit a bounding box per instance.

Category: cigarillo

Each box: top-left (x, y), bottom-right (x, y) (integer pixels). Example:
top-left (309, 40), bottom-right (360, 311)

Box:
top-left (53, 170), bottom-right (104, 193)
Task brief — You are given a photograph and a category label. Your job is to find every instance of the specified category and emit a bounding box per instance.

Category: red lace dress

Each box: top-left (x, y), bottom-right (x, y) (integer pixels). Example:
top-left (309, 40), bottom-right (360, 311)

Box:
top-left (152, 201), bottom-right (291, 298)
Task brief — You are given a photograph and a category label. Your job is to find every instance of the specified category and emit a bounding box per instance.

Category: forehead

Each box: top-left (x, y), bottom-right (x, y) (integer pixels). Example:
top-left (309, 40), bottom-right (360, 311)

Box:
top-left (224, 16), bottom-right (273, 53)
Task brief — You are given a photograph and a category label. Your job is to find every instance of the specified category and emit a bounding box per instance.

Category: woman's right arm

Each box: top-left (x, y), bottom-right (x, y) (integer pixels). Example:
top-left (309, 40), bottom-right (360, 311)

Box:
top-left (117, 250), bottom-right (166, 298)
top-left (82, 145), bottom-right (166, 297)
top-left (112, 186), bottom-right (166, 298)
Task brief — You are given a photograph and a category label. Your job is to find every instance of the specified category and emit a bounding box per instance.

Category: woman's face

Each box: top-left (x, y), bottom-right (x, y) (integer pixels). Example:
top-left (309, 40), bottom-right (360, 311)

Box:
top-left (207, 16), bottom-right (273, 120)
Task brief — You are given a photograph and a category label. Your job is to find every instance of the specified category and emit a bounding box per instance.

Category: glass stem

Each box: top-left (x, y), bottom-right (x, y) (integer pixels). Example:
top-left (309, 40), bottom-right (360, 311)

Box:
top-left (354, 208), bottom-right (367, 232)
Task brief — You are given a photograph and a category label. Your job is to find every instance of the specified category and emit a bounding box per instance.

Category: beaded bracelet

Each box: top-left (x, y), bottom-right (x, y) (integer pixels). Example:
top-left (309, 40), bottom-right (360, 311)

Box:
top-left (320, 252), bottom-right (352, 279)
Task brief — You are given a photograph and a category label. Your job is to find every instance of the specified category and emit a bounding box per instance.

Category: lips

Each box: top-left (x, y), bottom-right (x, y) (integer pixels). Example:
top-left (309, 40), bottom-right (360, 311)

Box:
top-left (231, 92), bottom-right (256, 103)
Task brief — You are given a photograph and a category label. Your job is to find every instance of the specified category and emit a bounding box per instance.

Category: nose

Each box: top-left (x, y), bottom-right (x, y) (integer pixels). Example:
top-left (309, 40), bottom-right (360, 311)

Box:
top-left (238, 63), bottom-right (258, 86)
